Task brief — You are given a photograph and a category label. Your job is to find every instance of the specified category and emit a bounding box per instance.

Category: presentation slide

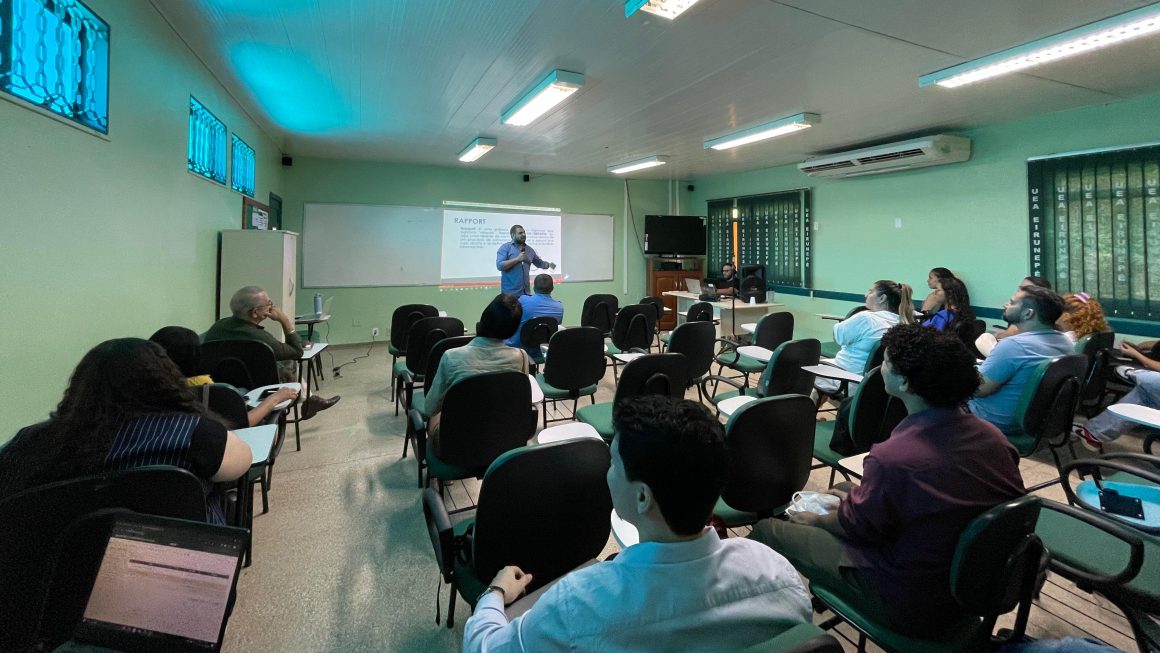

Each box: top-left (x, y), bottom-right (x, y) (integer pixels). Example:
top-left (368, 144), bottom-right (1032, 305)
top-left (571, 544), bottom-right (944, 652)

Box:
top-left (440, 209), bottom-right (563, 285)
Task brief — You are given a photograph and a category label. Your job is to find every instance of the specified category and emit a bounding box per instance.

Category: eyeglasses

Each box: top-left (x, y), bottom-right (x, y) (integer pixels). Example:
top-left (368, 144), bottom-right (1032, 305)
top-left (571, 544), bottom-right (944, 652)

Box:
top-left (256, 302), bottom-right (274, 310)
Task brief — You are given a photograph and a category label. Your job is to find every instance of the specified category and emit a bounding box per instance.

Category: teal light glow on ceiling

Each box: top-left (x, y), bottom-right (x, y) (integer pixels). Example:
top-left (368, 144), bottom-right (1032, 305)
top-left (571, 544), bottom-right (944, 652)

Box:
top-left (229, 42), bottom-right (351, 133)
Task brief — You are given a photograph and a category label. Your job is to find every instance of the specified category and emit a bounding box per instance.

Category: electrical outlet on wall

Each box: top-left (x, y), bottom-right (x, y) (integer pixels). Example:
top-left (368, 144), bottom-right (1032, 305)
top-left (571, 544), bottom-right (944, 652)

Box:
top-left (371, 327), bottom-right (380, 338)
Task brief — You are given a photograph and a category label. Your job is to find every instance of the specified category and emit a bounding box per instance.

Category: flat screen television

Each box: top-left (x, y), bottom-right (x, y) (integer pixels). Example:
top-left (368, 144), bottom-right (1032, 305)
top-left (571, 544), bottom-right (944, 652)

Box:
top-left (644, 215), bottom-right (706, 255)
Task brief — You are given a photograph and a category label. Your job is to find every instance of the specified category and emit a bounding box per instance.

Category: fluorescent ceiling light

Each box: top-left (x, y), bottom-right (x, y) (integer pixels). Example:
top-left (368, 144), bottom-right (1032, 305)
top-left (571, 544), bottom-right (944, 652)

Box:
top-left (920, 3), bottom-right (1160, 89)
top-left (703, 113), bottom-right (819, 151)
top-left (501, 70), bottom-right (585, 127)
top-left (608, 155), bottom-right (669, 174)
top-left (457, 137), bottom-right (496, 163)
top-left (625, 0), bottom-right (701, 20)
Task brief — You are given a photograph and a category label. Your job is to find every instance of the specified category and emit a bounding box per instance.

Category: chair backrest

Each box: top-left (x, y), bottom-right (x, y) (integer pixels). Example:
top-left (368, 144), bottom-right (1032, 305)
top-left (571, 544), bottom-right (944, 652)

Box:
top-left (471, 439), bottom-right (612, 596)
top-left (753, 311), bottom-right (794, 351)
top-left (611, 304), bottom-right (656, 351)
top-left (404, 316), bottom-right (465, 376)
top-left (613, 353), bottom-right (688, 404)
top-left (721, 395), bottom-right (816, 516)
top-left (639, 296), bottom-right (665, 324)
top-left (390, 304), bottom-right (439, 350)
top-left (1015, 354), bottom-right (1088, 446)
top-left (436, 371), bottom-right (535, 472)
top-left (959, 319), bottom-right (988, 358)
top-left (844, 305), bottom-right (869, 320)
top-left (201, 339), bottom-right (280, 389)
top-left (580, 294), bottom-right (619, 335)
top-left (666, 320), bottom-right (717, 383)
top-left (0, 467), bottom-right (208, 652)
top-left (422, 335), bottom-right (474, 386)
top-left (949, 495), bottom-right (1044, 619)
top-left (846, 366), bottom-right (909, 453)
top-left (687, 301), bottom-right (714, 322)
top-left (542, 326), bottom-right (607, 393)
top-left (1075, 331), bottom-right (1115, 404)
top-left (202, 383), bottom-right (249, 430)
top-left (862, 339), bottom-right (886, 374)
top-left (520, 316), bottom-right (559, 354)
top-left (757, 338), bottom-right (821, 398)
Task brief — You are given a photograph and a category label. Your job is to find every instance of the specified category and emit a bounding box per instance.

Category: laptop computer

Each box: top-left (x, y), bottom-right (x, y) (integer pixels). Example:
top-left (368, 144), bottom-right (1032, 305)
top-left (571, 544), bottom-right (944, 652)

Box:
top-left (684, 278), bottom-right (702, 294)
top-left (70, 513), bottom-right (246, 653)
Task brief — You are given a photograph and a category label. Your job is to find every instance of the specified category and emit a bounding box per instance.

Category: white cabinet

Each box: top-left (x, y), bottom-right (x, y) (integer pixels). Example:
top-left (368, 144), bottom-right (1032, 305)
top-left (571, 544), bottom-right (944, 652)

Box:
top-left (218, 230), bottom-right (298, 341)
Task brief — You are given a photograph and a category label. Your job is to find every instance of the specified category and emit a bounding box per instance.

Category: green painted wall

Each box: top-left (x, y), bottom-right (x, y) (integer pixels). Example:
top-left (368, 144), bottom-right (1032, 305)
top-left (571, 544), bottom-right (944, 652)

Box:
top-left (280, 158), bottom-right (673, 346)
top-left (688, 92), bottom-right (1160, 343)
top-left (0, 1), bottom-right (285, 441)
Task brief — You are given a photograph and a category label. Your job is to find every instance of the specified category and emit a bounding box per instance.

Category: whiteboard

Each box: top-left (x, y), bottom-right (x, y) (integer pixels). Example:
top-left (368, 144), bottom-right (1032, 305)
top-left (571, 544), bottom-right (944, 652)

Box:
top-left (302, 202), bottom-right (613, 287)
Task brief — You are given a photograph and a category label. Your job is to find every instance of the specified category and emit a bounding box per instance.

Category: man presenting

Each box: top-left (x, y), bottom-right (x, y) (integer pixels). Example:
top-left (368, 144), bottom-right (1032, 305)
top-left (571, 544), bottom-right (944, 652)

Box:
top-left (463, 396), bottom-right (811, 652)
top-left (968, 284), bottom-right (1072, 433)
top-left (496, 224), bottom-right (555, 296)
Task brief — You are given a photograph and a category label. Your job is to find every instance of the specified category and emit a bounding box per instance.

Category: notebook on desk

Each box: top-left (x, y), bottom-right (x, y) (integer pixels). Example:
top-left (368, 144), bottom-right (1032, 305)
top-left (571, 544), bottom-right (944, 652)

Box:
top-left (71, 513), bottom-right (246, 653)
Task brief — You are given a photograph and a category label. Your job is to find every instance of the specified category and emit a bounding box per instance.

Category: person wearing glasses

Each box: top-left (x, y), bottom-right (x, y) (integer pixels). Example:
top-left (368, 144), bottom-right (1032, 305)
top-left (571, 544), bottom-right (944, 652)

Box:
top-left (715, 261), bottom-right (741, 296)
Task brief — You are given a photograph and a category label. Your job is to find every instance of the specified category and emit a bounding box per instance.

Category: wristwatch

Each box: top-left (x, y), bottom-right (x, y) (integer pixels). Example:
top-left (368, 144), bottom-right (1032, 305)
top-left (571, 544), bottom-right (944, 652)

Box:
top-left (478, 585), bottom-right (506, 604)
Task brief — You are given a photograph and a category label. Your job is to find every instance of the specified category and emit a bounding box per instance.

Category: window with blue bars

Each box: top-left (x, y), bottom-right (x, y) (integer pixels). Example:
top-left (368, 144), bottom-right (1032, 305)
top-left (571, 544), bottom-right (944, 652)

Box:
top-left (231, 134), bottom-right (255, 196)
top-left (188, 96), bottom-right (227, 184)
top-left (0, 0), bottom-right (110, 133)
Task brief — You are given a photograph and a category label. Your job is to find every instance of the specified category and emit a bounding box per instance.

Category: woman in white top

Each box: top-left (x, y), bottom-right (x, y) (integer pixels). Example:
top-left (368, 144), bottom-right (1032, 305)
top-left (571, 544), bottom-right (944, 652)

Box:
top-left (818, 280), bottom-right (915, 394)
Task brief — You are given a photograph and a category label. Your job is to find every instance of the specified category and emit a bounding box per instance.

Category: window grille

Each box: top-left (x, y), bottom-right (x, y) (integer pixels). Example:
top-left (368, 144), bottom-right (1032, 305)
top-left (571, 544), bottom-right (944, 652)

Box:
top-left (188, 96), bottom-right (227, 184)
top-left (231, 133), bottom-right (255, 196)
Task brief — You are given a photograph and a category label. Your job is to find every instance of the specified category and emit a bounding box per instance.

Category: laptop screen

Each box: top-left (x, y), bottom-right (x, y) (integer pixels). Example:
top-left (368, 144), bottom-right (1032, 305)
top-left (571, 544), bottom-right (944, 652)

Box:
top-left (76, 515), bottom-right (244, 652)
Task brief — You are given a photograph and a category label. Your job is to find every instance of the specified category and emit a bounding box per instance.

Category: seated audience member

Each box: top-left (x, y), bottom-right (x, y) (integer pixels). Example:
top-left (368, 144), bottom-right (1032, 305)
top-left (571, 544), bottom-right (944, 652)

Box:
top-left (751, 324), bottom-right (1025, 638)
top-left (149, 326), bottom-right (299, 426)
top-left (968, 286), bottom-right (1073, 434)
top-left (505, 273), bottom-right (565, 355)
top-left (922, 276), bottom-right (974, 334)
top-left (203, 285), bottom-right (339, 417)
top-left (919, 266), bottom-right (956, 313)
top-left (714, 261), bottom-right (741, 296)
top-left (463, 396), bottom-right (811, 652)
top-left (817, 280), bottom-right (914, 395)
top-left (0, 338), bottom-right (252, 524)
top-left (1075, 341), bottom-right (1160, 451)
top-left (1056, 292), bottom-right (1109, 343)
top-left (994, 276), bottom-right (1053, 341)
top-left (425, 294), bottom-right (530, 445)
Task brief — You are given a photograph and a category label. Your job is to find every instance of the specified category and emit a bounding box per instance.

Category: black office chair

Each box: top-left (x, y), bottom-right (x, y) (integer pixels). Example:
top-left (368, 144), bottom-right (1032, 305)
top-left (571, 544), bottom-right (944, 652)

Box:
top-left (402, 335), bottom-right (473, 486)
top-left (577, 353), bottom-right (687, 441)
top-left (415, 370), bottom-right (537, 490)
top-left (705, 338), bottom-right (821, 413)
top-left (0, 467), bottom-right (208, 652)
top-left (199, 383), bottom-right (280, 519)
top-left (423, 438), bottom-right (611, 628)
top-left (536, 326), bottom-right (606, 427)
top-left (716, 394), bottom-right (816, 527)
top-left (811, 495), bottom-right (1045, 653)
top-left (606, 303), bottom-right (657, 382)
top-left (660, 301), bottom-right (715, 350)
top-left (665, 320), bottom-right (717, 402)
top-left (201, 339), bottom-right (305, 451)
top-left (714, 311), bottom-right (795, 391)
top-left (1075, 331), bottom-right (1116, 417)
top-left (395, 316), bottom-right (465, 416)
top-left (519, 315), bottom-right (559, 368)
top-left (389, 303), bottom-right (439, 402)
top-left (812, 366), bottom-right (907, 486)
top-left (640, 295), bottom-right (666, 347)
top-left (580, 293), bottom-right (618, 336)
top-left (1007, 354), bottom-right (1087, 491)
top-left (742, 623), bottom-right (843, 652)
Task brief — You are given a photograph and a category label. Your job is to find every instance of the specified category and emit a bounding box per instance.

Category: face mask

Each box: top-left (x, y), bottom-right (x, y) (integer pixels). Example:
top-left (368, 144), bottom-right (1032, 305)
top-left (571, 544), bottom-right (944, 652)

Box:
top-left (786, 491), bottom-right (841, 517)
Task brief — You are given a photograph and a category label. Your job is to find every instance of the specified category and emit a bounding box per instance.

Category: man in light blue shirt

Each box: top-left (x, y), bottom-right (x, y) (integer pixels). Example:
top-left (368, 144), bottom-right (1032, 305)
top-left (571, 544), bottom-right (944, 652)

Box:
top-left (505, 274), bottom-right (565, 355)
top-left (462, 396), bottom-right (811, 653)
top-left (496, 224), bottom-right (555, 296)
top-left (969, 285), bottom-right (1073, 433)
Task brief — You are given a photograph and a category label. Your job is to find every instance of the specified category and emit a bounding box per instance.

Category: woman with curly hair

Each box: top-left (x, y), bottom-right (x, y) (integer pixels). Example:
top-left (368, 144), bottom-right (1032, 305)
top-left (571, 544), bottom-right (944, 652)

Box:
top-left (919, 267), bottom-right (956, 313)
top-left (1057, 292), bottom-right (1110, 342)
top-left (0, 338), bottom-right (251, 523)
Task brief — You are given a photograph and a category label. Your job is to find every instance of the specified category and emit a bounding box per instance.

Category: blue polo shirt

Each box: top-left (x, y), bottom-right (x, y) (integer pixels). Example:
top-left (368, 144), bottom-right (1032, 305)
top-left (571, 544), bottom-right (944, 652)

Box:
top-left (506, 292), bottom-right (565, 354)
top-left (496, 241), bottom-right (547, 296)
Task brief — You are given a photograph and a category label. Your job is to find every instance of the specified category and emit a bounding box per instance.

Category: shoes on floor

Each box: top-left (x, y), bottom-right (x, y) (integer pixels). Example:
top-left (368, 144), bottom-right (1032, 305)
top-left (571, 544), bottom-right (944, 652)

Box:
top-left (302, 394), bottom-right (341, 420)
top-left (1074, 425), bottom-right (1104, 453)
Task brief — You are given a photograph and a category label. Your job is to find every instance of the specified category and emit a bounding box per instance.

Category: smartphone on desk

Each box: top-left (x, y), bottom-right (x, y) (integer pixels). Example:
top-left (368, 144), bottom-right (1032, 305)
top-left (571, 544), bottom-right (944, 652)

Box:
top-left (1099, 488), bottom-right (1145, 520)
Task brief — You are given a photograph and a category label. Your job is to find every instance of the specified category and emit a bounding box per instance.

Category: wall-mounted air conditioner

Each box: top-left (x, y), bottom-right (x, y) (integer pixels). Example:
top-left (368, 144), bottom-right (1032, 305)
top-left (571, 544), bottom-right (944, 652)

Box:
top-left (798, 134), bottom-right (971, 179)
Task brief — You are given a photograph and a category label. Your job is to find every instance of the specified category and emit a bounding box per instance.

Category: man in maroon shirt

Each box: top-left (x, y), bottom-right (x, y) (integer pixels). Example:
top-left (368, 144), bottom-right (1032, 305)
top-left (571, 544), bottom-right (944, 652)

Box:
top-left (751, 324), bottom-right (1026, 637)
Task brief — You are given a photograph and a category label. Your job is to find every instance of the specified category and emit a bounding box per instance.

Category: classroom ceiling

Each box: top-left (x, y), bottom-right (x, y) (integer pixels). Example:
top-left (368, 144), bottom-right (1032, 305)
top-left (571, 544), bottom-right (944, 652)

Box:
top-left (148, 0), bottom-right (1160, 180)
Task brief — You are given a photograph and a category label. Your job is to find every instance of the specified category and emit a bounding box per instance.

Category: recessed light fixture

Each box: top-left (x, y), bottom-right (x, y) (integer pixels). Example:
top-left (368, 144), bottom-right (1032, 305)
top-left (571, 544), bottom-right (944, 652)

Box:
top-left (703, 113), bottom-right (819, 151)
top-left (920, 3), bottom-right (1160, 88)
top-left (625, 0), bottom-right (701, 20)
top-left (608, 155), bottom-right (669, 174)
top-left (501, 70), bottom-right (586, 127)
top-left (457, 137), bottom-right (496, 163)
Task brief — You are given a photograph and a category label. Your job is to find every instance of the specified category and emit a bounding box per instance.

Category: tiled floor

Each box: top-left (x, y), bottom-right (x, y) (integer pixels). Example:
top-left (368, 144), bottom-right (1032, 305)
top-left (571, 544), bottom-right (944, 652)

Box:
top-left (222, 343), bottom-right (1146, 652)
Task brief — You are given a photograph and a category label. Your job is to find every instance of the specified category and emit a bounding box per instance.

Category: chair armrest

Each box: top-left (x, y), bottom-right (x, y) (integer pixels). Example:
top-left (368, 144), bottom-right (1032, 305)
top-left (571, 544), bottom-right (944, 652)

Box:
top-left (408, 408), bottom-right (428, 457)
top-left (700, 374), bottom-right (745, 399)
top-left (1146, 431), bottom-right (1158, 455)
top-left (421, 488), bottom-right (456, 581)
top-left (399, 369), bottom-right (416, 384)
top-left (713, 338), bottom-right (740, 363)
top-left (1060, 455), bottom-right (1160, 498)
top-left (1039, 499), bottom-right (1144, 586)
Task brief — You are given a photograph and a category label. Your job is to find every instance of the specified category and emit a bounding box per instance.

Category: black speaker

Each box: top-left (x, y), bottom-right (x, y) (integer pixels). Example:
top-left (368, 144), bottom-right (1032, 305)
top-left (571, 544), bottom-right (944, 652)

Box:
top-left (740, 275), bottom-right (767, 304)
top-left (522, 174), bottom-right (531, 182)
top-left (281, 155), bottom-right (293, 167)
top-left (686, 184), bottom-right (695, 192)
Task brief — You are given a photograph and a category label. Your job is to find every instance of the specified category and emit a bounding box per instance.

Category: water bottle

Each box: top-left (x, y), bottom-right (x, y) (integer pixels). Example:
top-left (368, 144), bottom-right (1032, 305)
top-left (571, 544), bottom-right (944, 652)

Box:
top-left (313, 292), bottom-right (323, 315)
